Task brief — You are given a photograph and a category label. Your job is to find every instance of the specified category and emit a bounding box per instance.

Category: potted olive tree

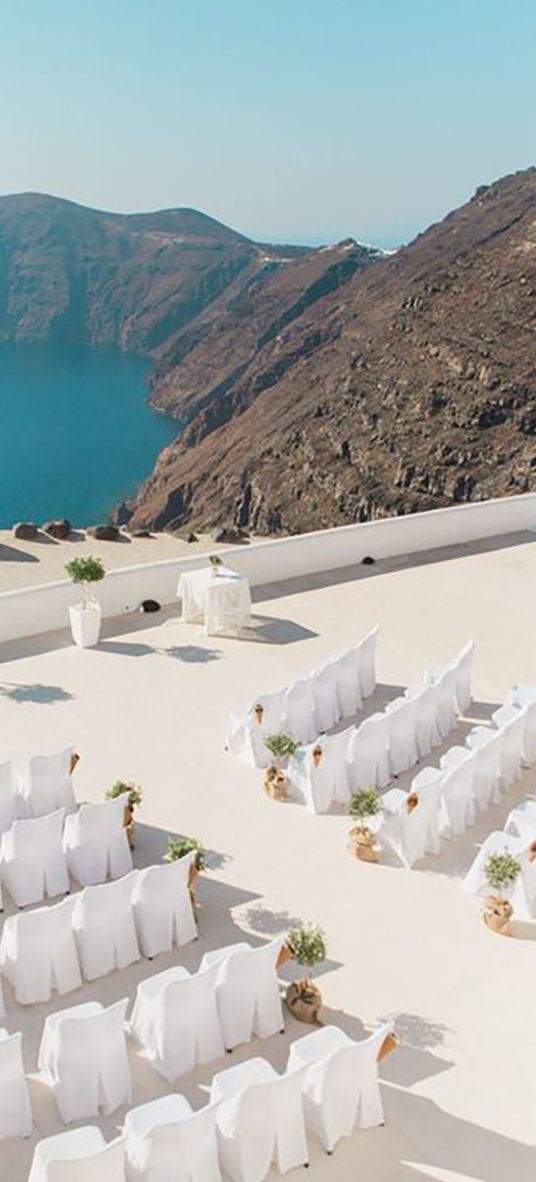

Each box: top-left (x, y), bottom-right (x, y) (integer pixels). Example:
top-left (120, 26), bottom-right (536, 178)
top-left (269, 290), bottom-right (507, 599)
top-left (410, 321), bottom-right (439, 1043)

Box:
top-left (264, 733), bottom-right (299, 801)
top-left (283, 922), bottom-right (327, 1024)
top-left (348, 787), bottom-right (381, 862)
top-left (65, 556), bottom-right (105, 648)
top-left (105, 781), bottom-right (142, 849)
top-left (164, 836), bottom-right (206, 905)
top-left (482, 851), bottom-right (521, 935)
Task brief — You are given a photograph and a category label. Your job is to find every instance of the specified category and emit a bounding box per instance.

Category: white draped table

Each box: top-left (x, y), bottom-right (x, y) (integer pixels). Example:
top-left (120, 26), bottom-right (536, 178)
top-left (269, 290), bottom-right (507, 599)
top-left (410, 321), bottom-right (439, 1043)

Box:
top-left (177, 566), bottom-right (252, 636)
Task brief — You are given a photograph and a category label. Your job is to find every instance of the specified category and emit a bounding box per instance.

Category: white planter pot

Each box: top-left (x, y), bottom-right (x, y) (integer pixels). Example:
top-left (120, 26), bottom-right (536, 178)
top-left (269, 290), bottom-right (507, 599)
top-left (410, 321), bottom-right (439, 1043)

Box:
top-left (69, 602), bottom-right (102, 648)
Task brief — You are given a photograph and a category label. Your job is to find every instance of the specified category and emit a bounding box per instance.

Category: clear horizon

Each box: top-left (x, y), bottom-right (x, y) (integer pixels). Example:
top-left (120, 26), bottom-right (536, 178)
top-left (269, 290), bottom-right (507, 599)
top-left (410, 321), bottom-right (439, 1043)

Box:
top-left (1, 0), bottom-right (535, 248)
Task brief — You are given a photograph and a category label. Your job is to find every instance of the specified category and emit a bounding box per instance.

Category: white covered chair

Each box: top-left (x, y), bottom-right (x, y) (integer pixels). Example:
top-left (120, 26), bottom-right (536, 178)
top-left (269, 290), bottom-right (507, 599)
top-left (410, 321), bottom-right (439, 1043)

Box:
top-left (283, 678), bottom-right (317, 745)
top-left (287, 1023), bottom-right (391, 1150)
top-left (356, 628), bottom-right (378, 698)
top-left (493, 708), bottom-right (527, 787)
top-left (405, 682), bottom-right (442, 757)
top-left (311, 662), bottom-right (341, 733)
top-left (124, 1094), bottom-right (221, 1182)
top-left (379, 777), bottom-right (442, 867)
top-left (463, 830), bottom-right (536, 920)
top-left (0, 895), bottom-right (81, 1004)
top-left (385, 697), bottom-right (419, 777)
top-left (438, 746), bottom-right (476, 836)
top-left (0, 809), bottom-right (68, 907)
top-left (0, 1029), bottom-right (32, 1140)
top-left (427, 666), bottom-right (458, 740)
top-left (347, 713), bottom-right (391, 791)
top-left (200, 938), bottom-right (284, 1051)
top-left (330, 650), bottom-right (363, 719)
top-left (227, 692), bottom-right (287, 769)
top-left (63, 797), bottom-right (132, 886)
top-left (211, 1057), bottom-right (308, 1181)
top-left (38, 999), bottom-right (131, 1123)
top-left (28, 1128), bottom-right (126, 1182)
top-left (506, 685), bottom-right (536, 763)
top-left (72, 871), bottom-right (140, 981)
top-left (450, 639), bottom-right (474, 715)
top-left (132, 857), bottom-right (197, 959)
top-left (130, 963), bottom-right (224, 1082)
top-left (505, 799), bottom-right (536, 842)
top-left (289, 729), bottom-right (352, 813)
top-left (16, 747), bottom-right (77, 819)
top-left (0, 763), bottom-right (16, 837)
top-left (465, 726), bottom-right (503, 809)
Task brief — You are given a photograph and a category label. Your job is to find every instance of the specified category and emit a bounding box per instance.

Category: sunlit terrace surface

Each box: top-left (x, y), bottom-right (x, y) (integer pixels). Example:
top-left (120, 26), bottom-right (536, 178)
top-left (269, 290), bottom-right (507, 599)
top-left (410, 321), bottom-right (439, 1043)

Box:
top-left (0, 530), bottom-right (535, 1182)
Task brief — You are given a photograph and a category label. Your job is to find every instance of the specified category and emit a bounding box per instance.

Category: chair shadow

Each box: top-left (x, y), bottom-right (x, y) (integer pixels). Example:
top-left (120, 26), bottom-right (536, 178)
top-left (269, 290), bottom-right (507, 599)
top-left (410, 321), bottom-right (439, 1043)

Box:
top-left (97, 641), bottom-right (155, 657)
top-left (0, 681), bottom-right (74, 705)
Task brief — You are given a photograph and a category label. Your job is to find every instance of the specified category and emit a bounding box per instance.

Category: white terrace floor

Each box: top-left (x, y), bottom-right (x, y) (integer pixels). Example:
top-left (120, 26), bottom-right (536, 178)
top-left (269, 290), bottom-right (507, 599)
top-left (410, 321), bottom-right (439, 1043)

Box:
top-left (1, 532), bottom-right (535, 1182)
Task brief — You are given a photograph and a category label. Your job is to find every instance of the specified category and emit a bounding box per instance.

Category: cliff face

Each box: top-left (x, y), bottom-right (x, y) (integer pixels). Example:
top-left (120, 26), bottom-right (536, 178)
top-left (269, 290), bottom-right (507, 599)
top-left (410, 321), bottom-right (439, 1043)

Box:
top-left (127, 169), bottom-right (536, 532)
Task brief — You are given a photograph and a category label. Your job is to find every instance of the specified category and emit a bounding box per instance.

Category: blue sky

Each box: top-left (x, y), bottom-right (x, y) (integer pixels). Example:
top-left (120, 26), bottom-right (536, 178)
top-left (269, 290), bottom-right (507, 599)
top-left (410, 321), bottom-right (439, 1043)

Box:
top-left (1, 0), bottom-right (534, 247)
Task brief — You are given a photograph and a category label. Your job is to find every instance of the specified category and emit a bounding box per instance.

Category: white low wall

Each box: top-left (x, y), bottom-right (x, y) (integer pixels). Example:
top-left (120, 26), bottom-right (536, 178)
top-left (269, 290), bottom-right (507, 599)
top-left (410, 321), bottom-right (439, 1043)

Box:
top-left (0, 493), bottom-right (534, 646)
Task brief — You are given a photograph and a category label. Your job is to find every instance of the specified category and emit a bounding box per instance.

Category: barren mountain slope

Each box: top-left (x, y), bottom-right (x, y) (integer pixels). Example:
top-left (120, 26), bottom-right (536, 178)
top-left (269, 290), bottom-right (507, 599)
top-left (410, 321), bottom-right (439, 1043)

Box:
top-left (127, 168), bottom-right (536, 533)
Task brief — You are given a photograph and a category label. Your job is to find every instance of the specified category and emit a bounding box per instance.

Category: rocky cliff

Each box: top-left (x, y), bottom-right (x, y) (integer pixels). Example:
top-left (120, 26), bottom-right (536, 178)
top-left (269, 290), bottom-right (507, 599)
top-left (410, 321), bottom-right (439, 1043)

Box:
top-left (126, 168), bottom-right (536, 532)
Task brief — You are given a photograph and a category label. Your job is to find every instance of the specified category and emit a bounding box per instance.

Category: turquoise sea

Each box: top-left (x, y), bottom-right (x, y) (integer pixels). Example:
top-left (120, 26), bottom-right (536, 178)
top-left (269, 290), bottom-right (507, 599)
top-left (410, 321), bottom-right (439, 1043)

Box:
top-left (0, 344), bottom-right (178, 527)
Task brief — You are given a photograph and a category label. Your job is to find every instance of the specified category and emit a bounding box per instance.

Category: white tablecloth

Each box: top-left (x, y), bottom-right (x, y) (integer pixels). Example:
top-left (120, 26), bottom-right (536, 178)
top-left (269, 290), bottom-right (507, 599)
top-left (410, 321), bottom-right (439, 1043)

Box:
top-left (177, 566), bottom-right (251, 635)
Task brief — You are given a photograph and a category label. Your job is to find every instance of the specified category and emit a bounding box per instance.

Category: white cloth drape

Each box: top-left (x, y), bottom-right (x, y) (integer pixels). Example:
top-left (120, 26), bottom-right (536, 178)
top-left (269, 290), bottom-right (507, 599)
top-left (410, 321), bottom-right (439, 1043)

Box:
top-left (0, 895), bottom-right (81, 1004)
top-left (130, 964), bottom-right (224, 1082)
top-left (72, 871), bottom-right (140, 981)
top-left (63, 797), bottom-right (132, 886)
top-left (28, 1129), bottom-right (126, 1182)
top-left (16, 747), bottom-right (76, 819)
top-left (211, 1057), bottom-right (308, 1182)
top-left (39, 999), bottom-right (131, 1123)
top-left (0, 1029), bottom-right (32, 1141)
top-left (132, 856), bottom-right (197, 959)
top-left (124, 1094), bottom-right (221, 1182)
top-left (0, 809), bottom-right (68, 907)
top-left (200, 938), bottom-right (285, 1051)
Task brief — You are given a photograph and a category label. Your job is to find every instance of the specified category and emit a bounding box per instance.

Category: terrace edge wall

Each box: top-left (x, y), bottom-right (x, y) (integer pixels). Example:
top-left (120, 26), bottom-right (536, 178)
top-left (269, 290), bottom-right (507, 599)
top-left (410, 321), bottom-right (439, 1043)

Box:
top-left (0, 493), bottom-right (534, 645)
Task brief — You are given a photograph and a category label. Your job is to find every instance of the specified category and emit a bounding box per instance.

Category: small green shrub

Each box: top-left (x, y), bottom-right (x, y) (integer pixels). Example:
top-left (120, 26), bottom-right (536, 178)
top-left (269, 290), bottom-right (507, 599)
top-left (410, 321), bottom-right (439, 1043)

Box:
top-left (484, 851), bottom-right (521, 894)
top-left (164, 836), bottom-right (205, 871)
top-left (65, 556), bottom-right (105, 584)
top-left (209, 554), bottom-right (223, 568)
top-left (348, 787), bottom-right (380, 823)
top-left (287, 923), bottom-right (327, 979)
top-left (264, 733), bottom-right (299, 760)
top-left (105, 780), bottom-right (142, 809)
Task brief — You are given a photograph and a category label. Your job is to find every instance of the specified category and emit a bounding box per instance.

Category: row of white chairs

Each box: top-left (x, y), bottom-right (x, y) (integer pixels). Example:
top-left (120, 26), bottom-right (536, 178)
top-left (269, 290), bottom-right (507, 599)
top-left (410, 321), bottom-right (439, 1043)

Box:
top-left (378, 684), bottom-right (536, 869)
top-left (288, 641), bottom-right (474, 813)
top-left (0, 747), bottom-right (76, 835)
top-left (2, 936), bottom-right (283, 1127)
top-left (28, 1022), bottom-right (391, 1181)
top-left (227, 627), bottom-right (379, 767)
top-left (0, 857), bottom-right (197, 1007)
top-left (0, 797), bottom-right (134, 910)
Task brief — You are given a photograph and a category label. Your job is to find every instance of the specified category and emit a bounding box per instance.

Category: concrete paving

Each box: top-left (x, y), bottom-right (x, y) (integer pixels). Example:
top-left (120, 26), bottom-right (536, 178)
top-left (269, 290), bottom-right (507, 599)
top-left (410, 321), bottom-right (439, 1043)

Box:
top-left (0, 532), bottom-right (535, 1181)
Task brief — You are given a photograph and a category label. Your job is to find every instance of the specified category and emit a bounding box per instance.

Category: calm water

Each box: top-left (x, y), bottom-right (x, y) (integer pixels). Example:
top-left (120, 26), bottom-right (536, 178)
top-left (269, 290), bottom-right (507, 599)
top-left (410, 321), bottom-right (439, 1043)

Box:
top-left (0, 344), bottom-right (178, 527)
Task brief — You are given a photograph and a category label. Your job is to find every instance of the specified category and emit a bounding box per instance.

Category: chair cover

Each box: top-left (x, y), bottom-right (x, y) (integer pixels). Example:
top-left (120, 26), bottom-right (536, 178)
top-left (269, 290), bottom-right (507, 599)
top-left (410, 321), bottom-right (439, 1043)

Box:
top-left (505, 799), bottom-right (536, 842)
top-left (16, 747), bottom-right (76, 819)
top-left (63, 797), bottom-right (132, 886)
top-left (330, 650), bottom-right (363, 719)
top-left (132, 856), bottom-right (197, 959)
top-left (211, 1057), bottom-right (308, 1181)
top-left (38, 999), bottom-right (131, 1123)
top-left (283, 678), bottom-right (317, 745)
top-left (463, 830), bottom-right (536, 919)
top-left (465, 727), bottom-right (503, 809)
top-left (347, 713), bottom-right (391, 791)
top-left (438, 749), bottom-right (476, 836)
top-left (518, 699), bottom-right (536, 766)
top-left (385, 697), bottom-right (419, 777)
top-left (430, 666), bottom-right (458, 740)
top-left (287, 1023), bottom-right (390, 1149)
top-left (124, 1094), bottom-right (221, 1182)
top-left (29, 1130), bottom-right (126, 1182)
top-left (0, 763), bottom-right (16, 837)
top-left (0, 808), bottom-right (68, 907)
top-left (201, 938), bottom-right (284, 1051)
top-left (227, 692), bottom-right (287, 768)
top-left (130, 963), bottom-right (224, 1082)
top-left (0, 895), bottom-right (81, 1004)
top-left (0, 1029), bottom-right (32, 1140)
top-left (356, 628), bottom-right (378, 697)
top-left (450, 639), bottom-right (474, 715)
top-left (311, 662), bottom-right (341, 733)
top-left (404, 682), bottom-right (441, 757)
top-left (72, 871), bottom-right (140, 981)
top-left (380, 778), bottom-right (442, 867)
top-left (493, 710), bottom-right (526, 787)
top-left (288, 729), bottom-right (352, 813)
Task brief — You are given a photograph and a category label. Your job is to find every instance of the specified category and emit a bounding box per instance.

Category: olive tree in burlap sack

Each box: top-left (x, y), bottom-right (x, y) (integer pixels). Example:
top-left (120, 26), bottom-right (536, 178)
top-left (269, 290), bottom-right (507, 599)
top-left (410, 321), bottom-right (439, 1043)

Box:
top-left (482, 851), bottom-right (521, 936)
top-left (347, 787), bottom-right (381, 862)
top-left (284, 922), bottom-right (327, 1024)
